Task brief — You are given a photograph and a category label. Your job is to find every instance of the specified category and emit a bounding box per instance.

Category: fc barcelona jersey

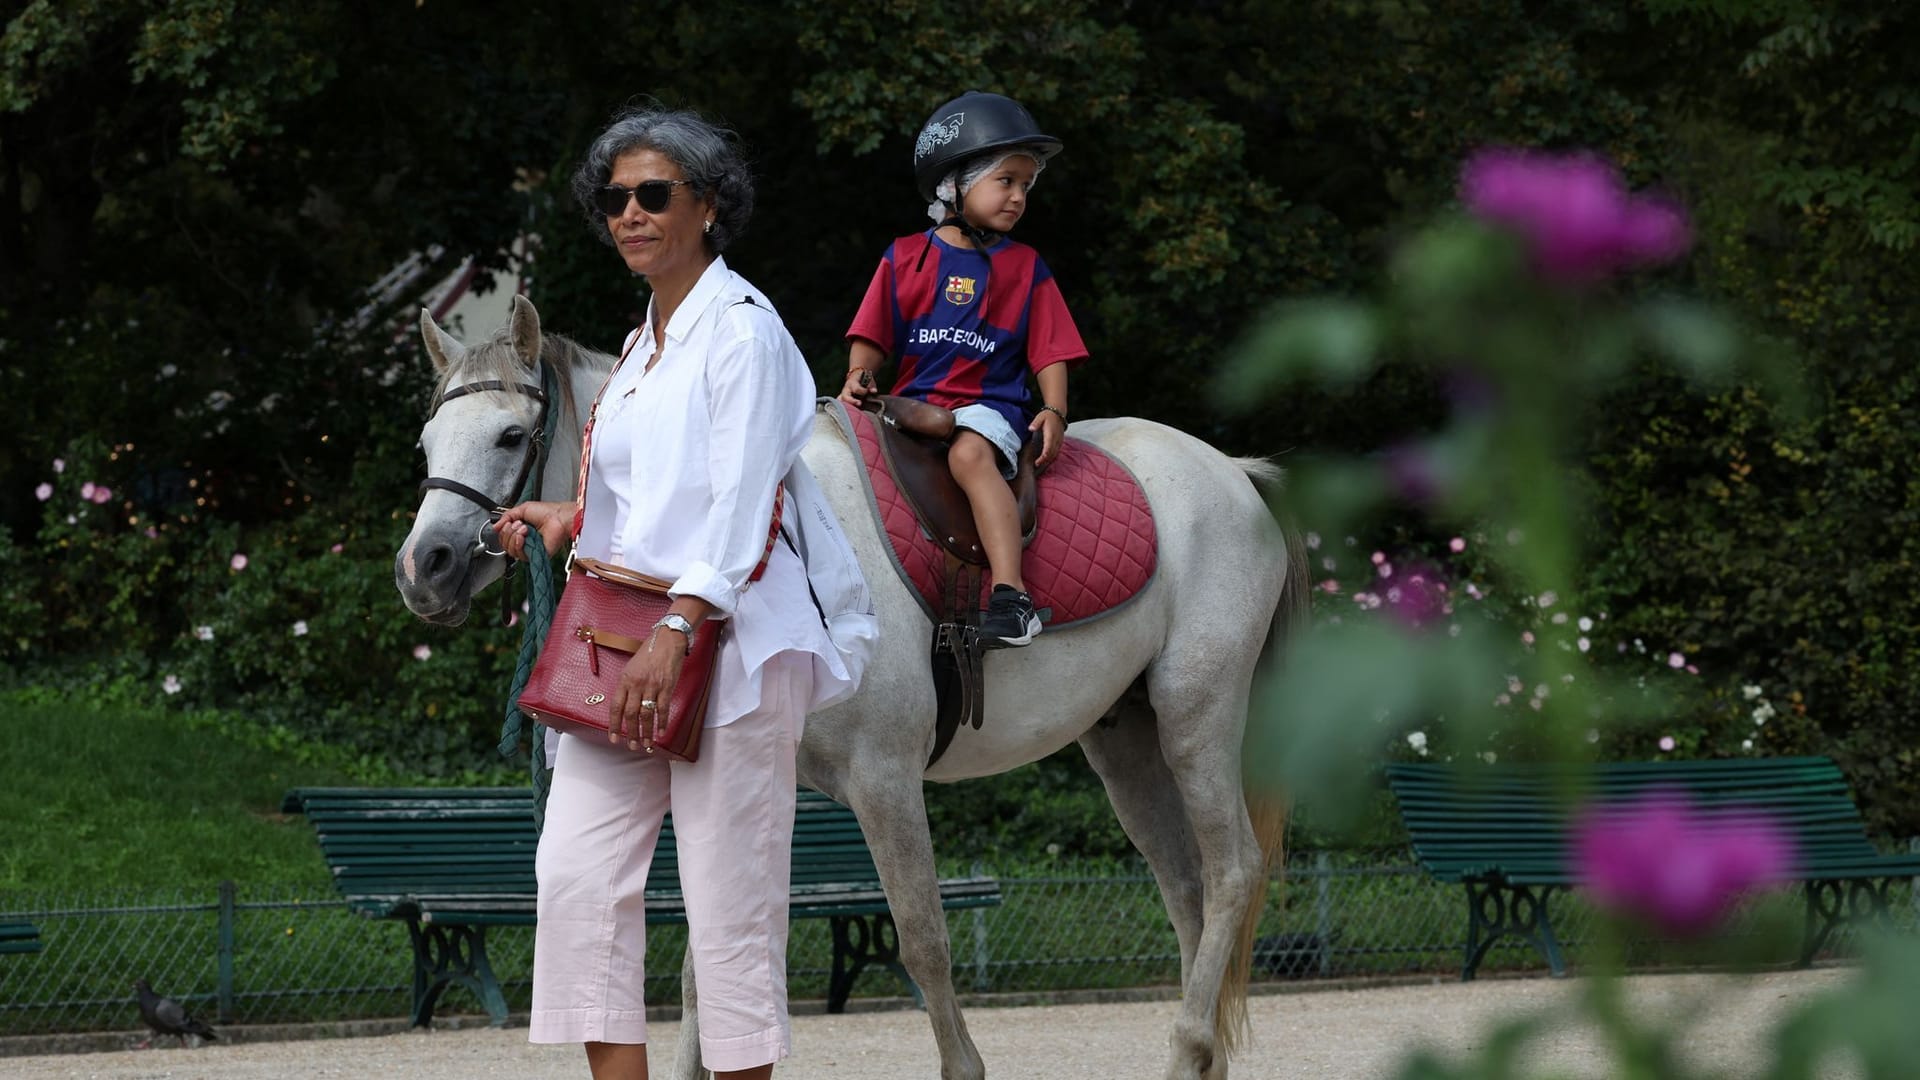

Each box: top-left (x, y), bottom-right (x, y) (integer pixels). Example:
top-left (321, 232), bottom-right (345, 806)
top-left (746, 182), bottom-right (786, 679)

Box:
top-left (846, 230), bottom-right (1088, 433)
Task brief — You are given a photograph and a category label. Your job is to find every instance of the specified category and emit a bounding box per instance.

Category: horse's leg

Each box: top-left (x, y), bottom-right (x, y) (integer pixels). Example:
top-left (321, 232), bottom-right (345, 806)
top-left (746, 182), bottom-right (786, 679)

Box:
top-left (1076, 683), bottom-right (1207, 991)
top-left (1147, 665), bottom-right (1272, 1080)
top-left (817, 757), bottom-right (987, 1080)
top-left (671, 948), bottom-right (710, 1080)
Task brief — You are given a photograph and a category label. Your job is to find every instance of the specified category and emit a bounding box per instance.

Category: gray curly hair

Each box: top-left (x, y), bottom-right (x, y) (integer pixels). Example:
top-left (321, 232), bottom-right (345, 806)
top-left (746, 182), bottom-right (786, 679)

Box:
top-left (571, 103), bottom-right (754, 254)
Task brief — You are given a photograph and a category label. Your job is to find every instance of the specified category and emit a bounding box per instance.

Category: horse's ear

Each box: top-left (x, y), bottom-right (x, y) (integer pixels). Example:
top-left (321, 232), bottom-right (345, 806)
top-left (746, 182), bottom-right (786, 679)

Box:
top-left (508, 294), bottom-right (542, 370)
top-left (419, 308), bottom-right (464, 375)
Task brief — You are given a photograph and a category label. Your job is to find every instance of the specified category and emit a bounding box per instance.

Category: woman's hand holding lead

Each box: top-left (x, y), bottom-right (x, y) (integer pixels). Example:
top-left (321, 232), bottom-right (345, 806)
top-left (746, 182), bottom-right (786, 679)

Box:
top-left (494, 500), bottom-right (574, 561)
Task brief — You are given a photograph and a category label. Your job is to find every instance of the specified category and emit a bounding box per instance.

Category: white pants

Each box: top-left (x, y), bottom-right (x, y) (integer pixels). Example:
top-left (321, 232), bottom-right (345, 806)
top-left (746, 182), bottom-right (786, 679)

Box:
top-left (529, 655), bottom-right (806, 1071)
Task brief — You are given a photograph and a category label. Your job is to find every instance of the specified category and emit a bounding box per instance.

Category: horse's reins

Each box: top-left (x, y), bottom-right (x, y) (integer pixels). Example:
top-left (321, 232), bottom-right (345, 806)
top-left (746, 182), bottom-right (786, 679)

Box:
top-left (418, 362), bottom-right (558, 624)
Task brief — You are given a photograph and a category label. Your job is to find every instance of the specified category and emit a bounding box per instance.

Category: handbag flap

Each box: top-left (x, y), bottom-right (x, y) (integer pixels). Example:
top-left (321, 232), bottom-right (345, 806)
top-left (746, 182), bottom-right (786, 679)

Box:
top-left (573, 556), bottom-right (674, 593)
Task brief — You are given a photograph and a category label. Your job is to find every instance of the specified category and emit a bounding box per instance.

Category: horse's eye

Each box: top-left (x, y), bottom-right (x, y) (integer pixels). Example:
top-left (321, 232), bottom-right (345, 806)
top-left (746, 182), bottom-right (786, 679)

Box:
top-left (497, 426), bottom-right (526, 449)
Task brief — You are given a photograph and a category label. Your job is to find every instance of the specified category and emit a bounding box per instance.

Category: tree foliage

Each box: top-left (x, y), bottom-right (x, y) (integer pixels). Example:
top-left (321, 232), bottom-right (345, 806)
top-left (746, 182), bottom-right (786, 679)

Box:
top-left (5, 0), bottom-right (1920, 833)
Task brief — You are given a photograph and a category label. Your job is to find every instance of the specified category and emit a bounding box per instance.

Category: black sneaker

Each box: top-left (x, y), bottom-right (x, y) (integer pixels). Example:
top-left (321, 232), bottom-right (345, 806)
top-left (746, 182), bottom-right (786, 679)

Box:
top-left (979, 584), bottom-right (1041, 648)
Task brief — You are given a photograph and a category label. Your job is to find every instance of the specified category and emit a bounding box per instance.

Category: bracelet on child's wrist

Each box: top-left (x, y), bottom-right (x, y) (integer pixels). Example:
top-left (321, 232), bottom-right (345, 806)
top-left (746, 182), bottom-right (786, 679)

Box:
top-left (1039, 404), bottom-right (1068, 422)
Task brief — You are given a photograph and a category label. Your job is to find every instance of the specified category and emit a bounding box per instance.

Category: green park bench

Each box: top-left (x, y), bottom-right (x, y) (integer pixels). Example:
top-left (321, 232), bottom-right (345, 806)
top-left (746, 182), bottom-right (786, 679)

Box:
top-left (282, 786), bottom-right (1001, 1027)
top-left (1385, 755), bottom-right (1920, 980)
top-left (0, 921), bottom-right (43, 958)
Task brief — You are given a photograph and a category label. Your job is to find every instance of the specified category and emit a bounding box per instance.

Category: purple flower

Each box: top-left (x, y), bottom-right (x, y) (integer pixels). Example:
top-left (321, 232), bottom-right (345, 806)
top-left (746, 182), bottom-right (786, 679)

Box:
top-left (1572, 790), bottom-right (1795, 936)
top-left (1460, 148), bottom-right (1691, 283)
top-left (35, 482), bottom-right (52, 501)
top-left (1382, 561), bottom-right (1450, 629)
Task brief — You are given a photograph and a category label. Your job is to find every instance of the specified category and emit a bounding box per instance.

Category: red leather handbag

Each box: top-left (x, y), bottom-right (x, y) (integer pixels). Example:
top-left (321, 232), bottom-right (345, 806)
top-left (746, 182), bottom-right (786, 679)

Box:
top-left (516, 558), bottom-right (720, 763)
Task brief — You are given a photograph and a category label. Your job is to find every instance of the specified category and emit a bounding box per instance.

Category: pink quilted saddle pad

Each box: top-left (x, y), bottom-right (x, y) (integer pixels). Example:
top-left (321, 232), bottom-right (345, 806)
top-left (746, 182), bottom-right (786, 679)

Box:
top-left (833, 403), bottom-right (1157, 629)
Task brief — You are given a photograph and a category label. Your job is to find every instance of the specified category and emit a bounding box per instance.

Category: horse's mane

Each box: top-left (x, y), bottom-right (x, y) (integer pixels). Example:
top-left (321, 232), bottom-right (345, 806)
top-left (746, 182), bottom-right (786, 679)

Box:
top-left (432, 322), bottom-right (618, 431)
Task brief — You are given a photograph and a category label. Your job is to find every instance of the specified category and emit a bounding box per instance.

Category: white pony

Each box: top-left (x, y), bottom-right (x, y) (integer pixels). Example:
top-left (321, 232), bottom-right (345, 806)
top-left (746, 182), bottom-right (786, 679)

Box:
top-left (396, 296), bottom-right (1306, 1080)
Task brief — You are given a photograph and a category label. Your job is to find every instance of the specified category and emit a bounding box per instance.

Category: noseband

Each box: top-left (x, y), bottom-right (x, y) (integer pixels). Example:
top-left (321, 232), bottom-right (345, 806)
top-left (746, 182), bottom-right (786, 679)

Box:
top-left (420, 364), bottom-right (557, 561)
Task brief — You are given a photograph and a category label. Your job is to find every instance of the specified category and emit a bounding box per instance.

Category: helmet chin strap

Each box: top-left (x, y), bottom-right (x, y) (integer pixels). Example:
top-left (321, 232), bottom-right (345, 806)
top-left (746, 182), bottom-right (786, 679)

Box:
top-left (942, 205), bottom-right (1002, 249)
top-left (916, 201), bottom-right (1001, 276)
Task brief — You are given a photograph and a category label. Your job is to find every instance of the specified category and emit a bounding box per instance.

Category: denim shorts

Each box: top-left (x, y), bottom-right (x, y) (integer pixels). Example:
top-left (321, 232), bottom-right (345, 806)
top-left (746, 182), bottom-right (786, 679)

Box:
top-left (952, 404), bottom-right (1024, 479)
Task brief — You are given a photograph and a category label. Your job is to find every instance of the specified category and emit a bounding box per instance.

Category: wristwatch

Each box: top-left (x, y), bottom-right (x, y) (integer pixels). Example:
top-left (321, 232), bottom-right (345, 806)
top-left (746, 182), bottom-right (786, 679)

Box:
top-left (653, 613), bottom-right (695, 653)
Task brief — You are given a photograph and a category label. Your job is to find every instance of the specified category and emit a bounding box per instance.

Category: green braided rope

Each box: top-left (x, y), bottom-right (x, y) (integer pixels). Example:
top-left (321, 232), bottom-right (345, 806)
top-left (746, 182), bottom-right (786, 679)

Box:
top-left (499, 358), bottom-right (562, 830)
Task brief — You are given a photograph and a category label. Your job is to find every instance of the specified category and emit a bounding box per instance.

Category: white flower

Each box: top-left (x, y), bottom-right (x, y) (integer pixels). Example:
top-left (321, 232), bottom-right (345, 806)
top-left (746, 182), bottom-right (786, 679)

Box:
top-left (1741, 684), bottom-right (1763, 701)
top-left (1742, 739), bottom-right (1754, 750)
top-left (1480, 751), bottom-right (1498, 764)
top-left (413, 644), bottom-right (432, 661)
top-left (1537, 591), bottom-right (1558, 608)
top-left (1667, 652), bottom-right (1685, 669)
top-left (1577, 616), bottom-right (1594, 632)
top-left (292, 620), bottom-right (309, 637)
top-left (161, 674), bottom-right (182, 695)
top-left (1550, 612), bottom-right (1567, 624)
top-left (1585, 728), bottom-right (1600, 744)
top-left (1752, 703), bottom-right (1775, 725)
top-left (1406, 731), bottom-right (1429, 754)
top-left (195, 625), bottom-right (214, 641)
top-left (1305, 532), bottom-right (1321, 550)
top-left (34, 482), bottom-right (52, 501)
top-left (1577, 637), bottom-right (1591, 653)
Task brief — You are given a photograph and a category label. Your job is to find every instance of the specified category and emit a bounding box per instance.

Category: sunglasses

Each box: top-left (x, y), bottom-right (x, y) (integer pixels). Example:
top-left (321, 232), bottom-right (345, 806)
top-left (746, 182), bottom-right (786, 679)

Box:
top-left (591, 179), bottom-right (693, 216)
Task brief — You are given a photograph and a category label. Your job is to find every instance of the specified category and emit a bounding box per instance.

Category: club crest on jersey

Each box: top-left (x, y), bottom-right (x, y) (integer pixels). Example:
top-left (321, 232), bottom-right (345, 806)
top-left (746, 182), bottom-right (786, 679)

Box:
top-left (944, 275), bottom-right (977, 306)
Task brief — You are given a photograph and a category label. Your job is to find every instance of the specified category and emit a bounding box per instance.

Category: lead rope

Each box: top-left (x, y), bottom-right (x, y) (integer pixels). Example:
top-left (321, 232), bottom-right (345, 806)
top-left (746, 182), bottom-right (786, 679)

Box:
top-left (500, 335), bottom-right (639, 830)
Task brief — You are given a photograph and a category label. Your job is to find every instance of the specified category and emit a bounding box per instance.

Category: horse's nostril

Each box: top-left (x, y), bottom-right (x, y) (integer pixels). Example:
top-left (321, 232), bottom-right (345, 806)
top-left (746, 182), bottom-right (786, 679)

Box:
top-left (422, 543), bottom-right (456, 582)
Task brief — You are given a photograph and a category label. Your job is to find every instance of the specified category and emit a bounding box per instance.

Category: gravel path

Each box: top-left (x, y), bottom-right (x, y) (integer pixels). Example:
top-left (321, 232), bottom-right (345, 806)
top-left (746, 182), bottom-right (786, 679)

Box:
top-left (3, 968), bottom-right (1855, 1079)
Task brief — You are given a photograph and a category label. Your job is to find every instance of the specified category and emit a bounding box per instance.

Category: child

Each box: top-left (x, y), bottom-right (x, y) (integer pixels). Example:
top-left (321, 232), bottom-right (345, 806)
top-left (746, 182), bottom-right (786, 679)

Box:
top-left (840, 91), bottom-right (1088, 648)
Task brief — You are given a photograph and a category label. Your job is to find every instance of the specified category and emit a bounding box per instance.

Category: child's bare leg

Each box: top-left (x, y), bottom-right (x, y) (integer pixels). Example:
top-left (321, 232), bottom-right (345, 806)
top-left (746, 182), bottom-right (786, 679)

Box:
top-left (948, 431), bottom-right (1023, 589)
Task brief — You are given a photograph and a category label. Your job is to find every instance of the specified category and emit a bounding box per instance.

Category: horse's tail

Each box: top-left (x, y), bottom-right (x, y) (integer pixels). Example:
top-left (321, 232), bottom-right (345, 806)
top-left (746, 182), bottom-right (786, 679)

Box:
top-left (1217, 463), bottom-right (1307, 1058)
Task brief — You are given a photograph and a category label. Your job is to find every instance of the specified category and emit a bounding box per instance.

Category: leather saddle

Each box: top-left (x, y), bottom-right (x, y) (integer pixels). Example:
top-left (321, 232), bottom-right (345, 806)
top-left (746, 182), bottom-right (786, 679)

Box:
top-left (857, 394), bottom-right (1043, 767)
top-left (861, 395), bottom-right (1039, 564)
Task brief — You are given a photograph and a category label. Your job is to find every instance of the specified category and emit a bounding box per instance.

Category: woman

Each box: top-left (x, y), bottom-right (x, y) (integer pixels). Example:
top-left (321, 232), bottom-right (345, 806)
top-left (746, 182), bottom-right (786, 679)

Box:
top-left (496, 104), bottom-right (850, 1080)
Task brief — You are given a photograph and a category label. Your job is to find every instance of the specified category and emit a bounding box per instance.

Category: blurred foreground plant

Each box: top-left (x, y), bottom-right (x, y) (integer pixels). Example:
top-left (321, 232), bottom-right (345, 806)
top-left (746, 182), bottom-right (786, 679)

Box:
top-left (1228, 146), bottom-right (1793, 820)
top-left (1226, 147), bottom-right (1911, 1077)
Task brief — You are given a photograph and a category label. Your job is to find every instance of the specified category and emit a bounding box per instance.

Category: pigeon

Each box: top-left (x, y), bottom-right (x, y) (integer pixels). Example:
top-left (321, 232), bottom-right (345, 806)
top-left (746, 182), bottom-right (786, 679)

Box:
top-left (134, 978), bottom-right (218, 1047)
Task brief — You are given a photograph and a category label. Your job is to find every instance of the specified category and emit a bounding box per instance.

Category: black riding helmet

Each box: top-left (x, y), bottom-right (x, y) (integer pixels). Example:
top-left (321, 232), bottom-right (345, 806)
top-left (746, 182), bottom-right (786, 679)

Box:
top-left (913, 91), bottom-right (1063, 205)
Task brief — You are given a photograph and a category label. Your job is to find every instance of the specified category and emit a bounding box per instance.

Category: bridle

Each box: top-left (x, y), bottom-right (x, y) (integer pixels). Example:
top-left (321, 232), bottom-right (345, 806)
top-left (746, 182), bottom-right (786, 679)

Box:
top-left (418, 360), bottom-right (559, 621)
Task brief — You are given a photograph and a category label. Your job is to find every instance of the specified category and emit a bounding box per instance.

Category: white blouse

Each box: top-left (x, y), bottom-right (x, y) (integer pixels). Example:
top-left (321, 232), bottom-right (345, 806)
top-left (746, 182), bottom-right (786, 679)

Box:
top-left (573, 257), bottom-right (848, 729)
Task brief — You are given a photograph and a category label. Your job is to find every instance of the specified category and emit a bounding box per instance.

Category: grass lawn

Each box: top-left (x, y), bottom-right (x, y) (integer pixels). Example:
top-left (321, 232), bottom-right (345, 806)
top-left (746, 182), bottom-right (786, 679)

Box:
top-left (0, 687), bottom-right (358, 891)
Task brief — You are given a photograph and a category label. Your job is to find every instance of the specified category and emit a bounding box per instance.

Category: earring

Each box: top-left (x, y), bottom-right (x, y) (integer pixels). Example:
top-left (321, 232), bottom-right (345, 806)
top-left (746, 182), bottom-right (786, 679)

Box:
top-left (703, 220), bottom-right (714, 235)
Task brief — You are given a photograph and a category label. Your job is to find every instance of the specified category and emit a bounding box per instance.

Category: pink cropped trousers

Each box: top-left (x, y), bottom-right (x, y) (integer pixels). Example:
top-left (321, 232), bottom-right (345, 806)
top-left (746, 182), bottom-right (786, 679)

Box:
top-left (528, 659), bottom-right (804, 1072)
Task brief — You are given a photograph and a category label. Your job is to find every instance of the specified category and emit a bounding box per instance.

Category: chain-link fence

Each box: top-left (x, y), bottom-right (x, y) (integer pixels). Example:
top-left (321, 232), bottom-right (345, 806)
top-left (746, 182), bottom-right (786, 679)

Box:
top-left (3, 849), bottom-right (1915, 1038)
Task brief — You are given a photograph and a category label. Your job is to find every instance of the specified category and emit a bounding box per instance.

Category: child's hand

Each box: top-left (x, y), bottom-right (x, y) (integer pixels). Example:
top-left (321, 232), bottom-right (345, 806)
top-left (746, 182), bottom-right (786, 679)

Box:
top-left (1030, 409), bottom-right (1066, 471)
top-left (837, 368), bottom-right (877, 408)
